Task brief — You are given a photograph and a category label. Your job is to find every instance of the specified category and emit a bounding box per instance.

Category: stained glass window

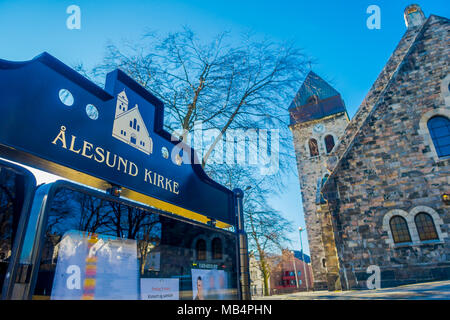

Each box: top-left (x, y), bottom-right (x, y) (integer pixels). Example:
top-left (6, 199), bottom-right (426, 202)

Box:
top-left (389, 216), bottom-right (411, 243)
top-left (415, 213), bottom-right (438, 241)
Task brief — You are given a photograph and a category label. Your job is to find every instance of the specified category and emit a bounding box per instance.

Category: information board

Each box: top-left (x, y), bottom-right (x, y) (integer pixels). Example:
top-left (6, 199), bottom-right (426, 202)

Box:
top-left (51, 230), bottom-right (139, 300)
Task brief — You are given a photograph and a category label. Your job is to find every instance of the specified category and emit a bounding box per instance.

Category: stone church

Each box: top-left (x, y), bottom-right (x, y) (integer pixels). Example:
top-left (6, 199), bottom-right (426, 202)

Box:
top-left (289, 4), bottom-right (449, 290)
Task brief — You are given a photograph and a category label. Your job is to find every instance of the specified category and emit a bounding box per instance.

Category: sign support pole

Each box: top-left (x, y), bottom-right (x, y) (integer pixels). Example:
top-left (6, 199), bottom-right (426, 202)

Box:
top-left (233, 188), bottom-right (251, 300)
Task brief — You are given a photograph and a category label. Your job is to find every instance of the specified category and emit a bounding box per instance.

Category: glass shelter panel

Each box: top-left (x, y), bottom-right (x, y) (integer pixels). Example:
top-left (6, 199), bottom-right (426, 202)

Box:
top-left (0, 166), bottom-right (28, 293)
top-left (31, 186), bottom-right (238, 300)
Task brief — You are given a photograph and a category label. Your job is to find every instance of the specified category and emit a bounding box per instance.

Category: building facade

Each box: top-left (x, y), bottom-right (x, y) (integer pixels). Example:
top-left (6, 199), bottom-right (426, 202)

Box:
top-left (269, 250), bottom-right (314, 295)
top-left (290, 5), bottom-right (450, 290)
top-left (249, 253), bottom-right (265, 296)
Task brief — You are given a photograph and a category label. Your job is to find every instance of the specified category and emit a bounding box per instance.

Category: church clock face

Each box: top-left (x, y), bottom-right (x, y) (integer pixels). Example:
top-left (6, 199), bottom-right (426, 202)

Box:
top-left (313, 123), bottom-right (324, 134)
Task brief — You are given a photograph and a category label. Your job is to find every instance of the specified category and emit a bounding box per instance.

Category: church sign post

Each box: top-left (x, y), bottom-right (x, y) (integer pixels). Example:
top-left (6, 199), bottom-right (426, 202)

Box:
top-left (0, 52), bottom-right (235, 227)
top-left (0, 52), bottom-right (249, 299)
top-left (233, 188), bottom-right (251, 300)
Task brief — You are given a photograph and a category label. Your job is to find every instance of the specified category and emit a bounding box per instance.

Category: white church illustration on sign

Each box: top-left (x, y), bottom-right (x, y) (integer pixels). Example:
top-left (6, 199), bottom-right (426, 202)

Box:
top-left (112, 90), bottom-right (153, 155)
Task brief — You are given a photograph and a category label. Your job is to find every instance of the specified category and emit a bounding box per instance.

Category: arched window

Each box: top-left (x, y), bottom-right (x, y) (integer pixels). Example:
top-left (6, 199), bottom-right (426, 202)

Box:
top-left (389, 216), bottom-right (412, 243)
top-left (322, 258), bottom-right (326, 268)
top-left (309, 138), bottom-right (319, 157)
top-left (307, 95), bottom-right (319, 104)
top-left (427, 116), bottom-right (450, 157)
top-left (324, 135), bottom-right (335, 154)
top-left (196, 239), bottom-right (207, 261)
top-left (415, 213), bottom-right (438, 241)
top-left (212, 238), bottom-right (223, 260)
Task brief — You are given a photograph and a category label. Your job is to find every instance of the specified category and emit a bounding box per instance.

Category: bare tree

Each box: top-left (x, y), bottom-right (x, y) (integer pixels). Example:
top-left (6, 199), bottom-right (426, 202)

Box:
top-left (208, 163), bottom-right (293, 296)
top-left (79, 28), bottom-right (307, 295)
top-left (90, 28), bottom-right (309, 169)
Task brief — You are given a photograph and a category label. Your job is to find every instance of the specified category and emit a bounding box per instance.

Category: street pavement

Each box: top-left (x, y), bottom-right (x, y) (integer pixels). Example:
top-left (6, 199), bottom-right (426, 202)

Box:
top-left (253, 280), bottom-right (450, 300)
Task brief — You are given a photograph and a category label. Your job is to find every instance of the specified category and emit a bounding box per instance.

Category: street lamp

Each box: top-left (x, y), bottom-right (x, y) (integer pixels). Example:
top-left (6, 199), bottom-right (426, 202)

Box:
top-left (299, 227), bottom-right (309, 291)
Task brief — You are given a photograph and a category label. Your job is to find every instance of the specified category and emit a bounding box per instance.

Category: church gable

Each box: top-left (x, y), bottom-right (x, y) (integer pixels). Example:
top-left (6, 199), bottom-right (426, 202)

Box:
top-left (321, 14), bottom-right (449, 288)
top-left (325, 14), bottom-right (448, 179)
top-left (325, 14), bottom-right (449, 187)
top-left (112, 90), bottom-right (153, 155)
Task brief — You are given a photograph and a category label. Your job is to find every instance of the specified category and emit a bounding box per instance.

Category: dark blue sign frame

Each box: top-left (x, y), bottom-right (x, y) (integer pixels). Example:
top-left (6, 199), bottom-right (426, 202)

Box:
top-left (0, 52), bottom-right (235, 226)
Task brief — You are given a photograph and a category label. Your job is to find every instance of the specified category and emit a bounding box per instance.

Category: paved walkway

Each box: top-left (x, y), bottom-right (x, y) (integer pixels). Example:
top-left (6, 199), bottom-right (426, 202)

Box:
top-left (253, 280), bottom-right (450, 300)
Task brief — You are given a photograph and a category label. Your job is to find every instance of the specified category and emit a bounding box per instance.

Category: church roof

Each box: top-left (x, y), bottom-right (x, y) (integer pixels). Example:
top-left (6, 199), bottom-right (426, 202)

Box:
top-left (289, 71), bottom-right (340, 109)
top-left (322, 14), bottom-right (449, 193)
top-left (288, 71), bottom-right (347, 124)
top-left (118, 89), bottom-right (128, 101)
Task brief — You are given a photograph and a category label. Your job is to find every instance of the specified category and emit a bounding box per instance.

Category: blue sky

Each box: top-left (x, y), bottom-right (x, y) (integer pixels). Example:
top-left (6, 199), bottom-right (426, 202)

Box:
top-left (1, 0), bottom-right (448, 255)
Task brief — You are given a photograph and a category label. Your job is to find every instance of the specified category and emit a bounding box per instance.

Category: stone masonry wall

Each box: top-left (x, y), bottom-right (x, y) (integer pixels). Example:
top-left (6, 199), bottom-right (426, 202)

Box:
top-left (324, 15), bottom-right (450, 290)
top-left (326, 16), bottom-right (423, 173)
top-left (290, 112), bottom-right (349, 289)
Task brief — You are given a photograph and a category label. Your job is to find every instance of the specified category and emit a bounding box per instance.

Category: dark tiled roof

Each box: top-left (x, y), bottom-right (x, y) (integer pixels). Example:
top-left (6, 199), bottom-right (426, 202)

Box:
top-left (289, 71), bottom-right (340, 109)
top-left (288, 71), bottom-right (347, 125)
top-left (289, 95), bottom-right (347, 125)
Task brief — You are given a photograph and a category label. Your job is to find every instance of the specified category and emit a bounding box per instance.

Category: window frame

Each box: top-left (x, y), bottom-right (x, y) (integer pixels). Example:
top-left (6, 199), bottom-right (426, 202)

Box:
top-left (324, 134), bottom-right (335, 154)
top-left (212, 237), bottom-right (223, 260)
top-left (418, 108), bottom-right (450, 161)
top-left (389, 215), bottom-right (412, 244)
top-left (383, 207), bottom-right (447, 247)
top-left (427, 115), bottom-right (450, 158)
top-left (414, 212), bottom-right (439, 241)
top-left (16, 180), bottom-right (237, 300)
top-left (308, 138), bottom-right (320, 157)
top-left (195, 239), bottom-right (207, 261)
top-left (0, 160), bottom-right (36, 300)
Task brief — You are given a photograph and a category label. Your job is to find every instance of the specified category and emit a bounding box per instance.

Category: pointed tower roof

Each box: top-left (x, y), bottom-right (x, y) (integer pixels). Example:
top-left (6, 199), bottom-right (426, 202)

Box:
top-left (288, 71), bottom-right (347, 125)
top-left (290, 71), bottom-right (340, 108)
top-left (118, 89), bottom-right (128, 101)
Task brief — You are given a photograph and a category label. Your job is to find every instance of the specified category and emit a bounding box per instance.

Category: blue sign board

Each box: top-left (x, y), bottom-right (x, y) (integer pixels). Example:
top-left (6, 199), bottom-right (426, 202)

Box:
top-left (0, 52), bottom-right (235, 226)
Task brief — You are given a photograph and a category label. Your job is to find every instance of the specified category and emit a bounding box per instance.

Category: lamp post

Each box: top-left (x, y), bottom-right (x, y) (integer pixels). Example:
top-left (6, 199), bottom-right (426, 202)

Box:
top-left (291, 251), bottom-right (299, 289)
top-left (299, 227), bottom-right (309, 291)
top-left (234, 188), bottom-right (251, 300)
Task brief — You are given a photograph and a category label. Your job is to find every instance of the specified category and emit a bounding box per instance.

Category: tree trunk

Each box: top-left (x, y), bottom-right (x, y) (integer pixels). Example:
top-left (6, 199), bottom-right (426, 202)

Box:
top-left (263, 268), bottom-right (270, 296)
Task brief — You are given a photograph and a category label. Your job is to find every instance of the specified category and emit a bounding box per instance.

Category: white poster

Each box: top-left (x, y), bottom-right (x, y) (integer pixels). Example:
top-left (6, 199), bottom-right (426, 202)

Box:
top-left (51, 230), bottom-right (139, 300)
top-left (191, 269), bottom-right (229, 300)
top-left (140, 278), bottom-right (179, 300)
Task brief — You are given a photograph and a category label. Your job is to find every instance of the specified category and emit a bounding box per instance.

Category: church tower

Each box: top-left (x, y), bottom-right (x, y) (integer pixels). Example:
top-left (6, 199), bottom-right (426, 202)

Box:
top-left (115, 90), bottom-right (129, 118)
top-left (288, 71), bottom-right (349, 290)
top-left (404, 4), bottom-right (426, 29)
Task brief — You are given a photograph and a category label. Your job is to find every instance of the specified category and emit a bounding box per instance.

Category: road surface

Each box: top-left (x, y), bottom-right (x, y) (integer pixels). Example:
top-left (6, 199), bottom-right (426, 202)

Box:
top-left (253, 280), bottom-right (450, 300)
